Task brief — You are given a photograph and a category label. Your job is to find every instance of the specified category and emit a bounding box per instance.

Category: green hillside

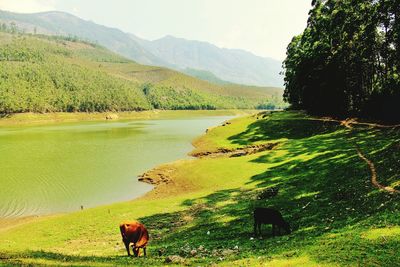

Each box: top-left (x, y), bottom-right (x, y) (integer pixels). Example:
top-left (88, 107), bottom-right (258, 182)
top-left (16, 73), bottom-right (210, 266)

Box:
top-left (0, 30), bottom-right (284, 114)
top-left (0, 10), bottom-right (284, 87)
top-left (183, 68), bottom-right (232, 85)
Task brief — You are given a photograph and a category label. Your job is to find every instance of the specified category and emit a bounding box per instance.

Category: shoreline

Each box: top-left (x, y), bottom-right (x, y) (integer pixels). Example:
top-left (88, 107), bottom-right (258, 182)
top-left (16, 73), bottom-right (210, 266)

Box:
top-left (137, 141), bottom-right (279, 186)
top-left (0, 109), bottom-right (259, 127)
top-left (0, 111), bottom-right (255, 230)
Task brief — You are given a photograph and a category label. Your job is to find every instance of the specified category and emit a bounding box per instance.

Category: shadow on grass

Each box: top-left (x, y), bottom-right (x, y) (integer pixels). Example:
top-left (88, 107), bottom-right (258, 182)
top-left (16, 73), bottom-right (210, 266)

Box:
top-left (136, 112), bottom-right (400, 266)
top-left (0, 250), bottom-right (144, 266)
top-left (228, 112), bottom-right (342, 145)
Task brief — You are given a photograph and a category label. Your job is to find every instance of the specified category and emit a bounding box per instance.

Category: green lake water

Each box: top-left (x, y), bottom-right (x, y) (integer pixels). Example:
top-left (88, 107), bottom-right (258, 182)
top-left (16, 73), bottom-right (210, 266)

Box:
top-left (0, 115), bottom-right (232, 218)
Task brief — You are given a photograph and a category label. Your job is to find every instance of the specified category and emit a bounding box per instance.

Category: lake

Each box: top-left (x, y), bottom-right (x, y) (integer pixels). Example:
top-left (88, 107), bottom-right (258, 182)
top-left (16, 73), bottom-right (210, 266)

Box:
top-left (0, 115), bottom-right (232, 218)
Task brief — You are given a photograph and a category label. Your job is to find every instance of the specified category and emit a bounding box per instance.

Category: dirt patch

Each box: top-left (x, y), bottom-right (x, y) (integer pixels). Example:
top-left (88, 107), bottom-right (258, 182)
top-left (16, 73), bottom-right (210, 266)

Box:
top-left (138, 142), bottom-right (278, 196)
top-left (315, 116), bottom-right (400, 194)
top-left (191, 142), bottom-right (279, 158)
top-left (356, 146), bottom-right (399, 194)
top-left (138, 168), bottom-right (174, 186)
top-left (326, 118), bottom-right (400, 194)
top-left (318, 117), bottom-right (400, 129)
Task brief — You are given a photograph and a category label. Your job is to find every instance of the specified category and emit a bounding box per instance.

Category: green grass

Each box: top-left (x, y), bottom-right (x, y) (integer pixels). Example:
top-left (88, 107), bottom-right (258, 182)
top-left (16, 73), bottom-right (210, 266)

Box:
top-left (0, 111), bottom-right (399, 266)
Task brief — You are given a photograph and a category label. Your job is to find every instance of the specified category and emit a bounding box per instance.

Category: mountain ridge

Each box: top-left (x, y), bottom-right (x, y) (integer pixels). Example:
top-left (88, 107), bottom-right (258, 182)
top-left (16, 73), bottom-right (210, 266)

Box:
top-left (0, 9), bottom-right (283, 87)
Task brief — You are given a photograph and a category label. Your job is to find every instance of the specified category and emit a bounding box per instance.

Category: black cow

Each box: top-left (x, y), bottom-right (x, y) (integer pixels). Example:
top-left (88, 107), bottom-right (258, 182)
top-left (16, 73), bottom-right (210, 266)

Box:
top-left (254, 207), bottom-right (291, 236)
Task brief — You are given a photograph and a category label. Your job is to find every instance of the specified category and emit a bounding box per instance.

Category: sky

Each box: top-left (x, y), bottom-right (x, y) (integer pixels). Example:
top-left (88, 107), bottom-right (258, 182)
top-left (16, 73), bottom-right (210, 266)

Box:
top-left (0, 0), bottom-right (311, 60)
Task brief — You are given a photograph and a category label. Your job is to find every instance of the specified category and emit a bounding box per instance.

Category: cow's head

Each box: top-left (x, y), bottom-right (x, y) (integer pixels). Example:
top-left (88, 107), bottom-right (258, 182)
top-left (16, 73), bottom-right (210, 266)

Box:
top-left (131, 245), bottom-right (140, 257)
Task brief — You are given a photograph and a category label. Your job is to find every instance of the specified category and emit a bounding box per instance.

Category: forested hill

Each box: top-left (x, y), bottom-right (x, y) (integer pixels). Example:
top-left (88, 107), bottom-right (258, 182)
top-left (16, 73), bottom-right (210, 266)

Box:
top-left (0, 30), bottom-right (284, 114)
top-left (283, 0), bottom-right (399, 122)
top-left (0, 9), bottom-right (283, 87)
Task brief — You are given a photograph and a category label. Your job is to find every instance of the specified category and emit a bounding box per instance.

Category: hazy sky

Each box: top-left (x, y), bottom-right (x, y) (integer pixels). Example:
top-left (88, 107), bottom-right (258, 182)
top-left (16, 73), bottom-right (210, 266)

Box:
top-left (0, 0), bottom-right (311, 60)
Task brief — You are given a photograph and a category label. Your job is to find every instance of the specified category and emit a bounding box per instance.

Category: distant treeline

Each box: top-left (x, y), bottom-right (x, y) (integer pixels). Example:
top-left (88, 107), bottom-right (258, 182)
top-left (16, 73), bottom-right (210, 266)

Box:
top-left (0, 22), bottom-right (24, 34)
top-left (0, 21), bottom-right (98, 46)
top-left (283, 0), bottom-right (399, 121)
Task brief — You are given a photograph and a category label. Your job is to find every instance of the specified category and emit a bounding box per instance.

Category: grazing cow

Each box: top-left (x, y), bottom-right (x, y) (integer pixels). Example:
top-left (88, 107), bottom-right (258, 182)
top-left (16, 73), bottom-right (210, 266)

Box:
top-left (119, 221), bottom-right (149, 257)
top-left (254, 207), bottom-right (291, 236)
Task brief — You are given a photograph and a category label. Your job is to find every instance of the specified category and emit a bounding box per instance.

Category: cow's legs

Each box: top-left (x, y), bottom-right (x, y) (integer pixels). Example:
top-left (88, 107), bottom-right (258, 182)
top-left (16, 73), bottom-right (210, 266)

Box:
top-left (272, 224), bottom-right (276, 236)
top-left (133, 246), bottom-right (139, 257)
top-left (123, 240), bottom-right (131, 256)
top-left (143, 247), bottom-right (147, 257)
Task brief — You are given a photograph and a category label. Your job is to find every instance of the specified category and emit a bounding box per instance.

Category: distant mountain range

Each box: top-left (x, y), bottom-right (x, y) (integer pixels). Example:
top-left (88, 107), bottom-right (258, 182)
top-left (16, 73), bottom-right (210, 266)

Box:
top-left (0, 9), bottom-right (283, 87)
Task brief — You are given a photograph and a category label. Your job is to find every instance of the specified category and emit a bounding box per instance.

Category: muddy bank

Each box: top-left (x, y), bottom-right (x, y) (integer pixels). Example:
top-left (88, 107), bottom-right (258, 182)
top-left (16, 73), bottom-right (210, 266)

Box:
top-left (138, 170), bottom-right (172, 186)
top-left (190, 142), bottom-right (278, 158)
top-left (138, 142), bottom-right (278, 187)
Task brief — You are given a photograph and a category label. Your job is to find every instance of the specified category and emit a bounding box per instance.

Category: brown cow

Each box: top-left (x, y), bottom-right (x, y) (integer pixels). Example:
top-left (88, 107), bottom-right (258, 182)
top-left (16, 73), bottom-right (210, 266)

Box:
top-left (119, 221), bottom-right (149, 257)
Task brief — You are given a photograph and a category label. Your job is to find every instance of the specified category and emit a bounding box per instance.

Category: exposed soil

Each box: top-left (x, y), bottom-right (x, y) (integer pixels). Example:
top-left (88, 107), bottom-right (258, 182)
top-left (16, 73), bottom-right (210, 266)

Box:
top-left (317, 117), bottom-right (400, 129)
top-left (138, 169), bottom-right (174, 186)
top-left (321, 117), bottom-right (400, 194)
top-left (191, 142), bottom-right (279, 158)
top-left (138, 142), bottom-right (279, 188)
top-left (356, 146), bottom-right (400, 194)
top-left (342, 121), bottom-right (399, 194)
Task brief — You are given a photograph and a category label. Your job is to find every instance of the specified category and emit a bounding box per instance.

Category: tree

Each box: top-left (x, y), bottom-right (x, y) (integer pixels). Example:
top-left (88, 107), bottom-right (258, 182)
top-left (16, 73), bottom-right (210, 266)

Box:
top-left (283, 0), bottom-right (399, 121)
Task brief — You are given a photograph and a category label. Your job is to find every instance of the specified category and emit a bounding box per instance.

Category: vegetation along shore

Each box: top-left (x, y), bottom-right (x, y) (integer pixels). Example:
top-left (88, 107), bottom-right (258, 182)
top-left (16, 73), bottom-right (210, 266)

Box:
top-left (1, 111), bottom-right (399, 266)
top-left (0, 110), bottom-right (254, 126)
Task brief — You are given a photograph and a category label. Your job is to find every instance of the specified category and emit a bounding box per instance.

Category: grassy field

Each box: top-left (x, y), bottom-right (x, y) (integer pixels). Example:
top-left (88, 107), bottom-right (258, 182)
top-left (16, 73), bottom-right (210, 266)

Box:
top-left (0, 111), bottom-right (399, 266)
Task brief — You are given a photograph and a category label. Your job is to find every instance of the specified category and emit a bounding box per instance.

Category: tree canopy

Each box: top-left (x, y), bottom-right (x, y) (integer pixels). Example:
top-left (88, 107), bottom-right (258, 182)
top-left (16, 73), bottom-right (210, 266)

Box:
top-left (283, 0), bottom-right (399, 121)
